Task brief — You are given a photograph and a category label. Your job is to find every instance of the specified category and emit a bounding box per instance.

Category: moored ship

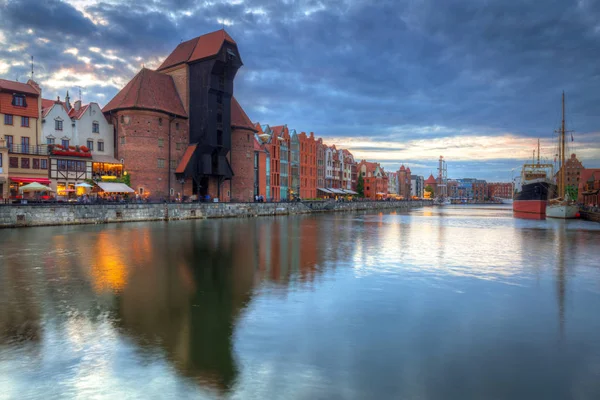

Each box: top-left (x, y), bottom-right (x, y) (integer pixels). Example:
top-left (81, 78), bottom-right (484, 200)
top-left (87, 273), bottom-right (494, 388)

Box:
top-left (513, 141), bottom-right (556, 219)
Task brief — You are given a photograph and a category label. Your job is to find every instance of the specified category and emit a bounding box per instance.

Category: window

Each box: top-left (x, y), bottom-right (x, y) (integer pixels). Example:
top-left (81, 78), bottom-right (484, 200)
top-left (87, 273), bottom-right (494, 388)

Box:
top-left (9, 157), bottom-right (18, 168)
top-left (120, 115), bottom-right (124, 123)
top-left (33, 158), bottom-right (39, 169)
top-left (0, 154), bottom-right (2, 167)
top-left (21, 157), bottom-right (30, 169)
top-left (55, 119), bottom-right (63, 130)
top-left (217, 130), bottom-right (223, 146)
top-left (4, 114), bottom-right (13, 125)
top-left (92, 122), bottom-right (99, 133)
top-left (170, 188), bottom-right (175, 196)
top-left (120, 136), bottom-right (125, 145)
top-left (13, 95), bottom-right (26, 107)
top-left (175, 122), bottom-right (179, 130)
top-left (98, 141), bottom-right (104, 152)
top-left (87, 140), bottom-right (94, 150)
top-left (58, 160), bottom-right (67, 171)
top-left (158, 138), bottom-right (164, 148)
top-left (139, 187), bottom-right (144, 195)
top-left (21, 116), bottom-right (29, 127)
top-left (21, 137), bottom-right (29, 153)
top-left (6, 135), bottom-right (13, 149)
top-left (47, 137), bottom-right (55, 144)
top-left (158, 118), bottom-right (163, 126)
top-left (40, 159), bottom-right (47, 169)
top-left (176, 142), bottom-right (181, 150)
top-left (62, 139), bottom-right (69, 148)
top-left (157, 158), bottom-right (165, 168)
top-left (170, 160), bottom-right (177, 169)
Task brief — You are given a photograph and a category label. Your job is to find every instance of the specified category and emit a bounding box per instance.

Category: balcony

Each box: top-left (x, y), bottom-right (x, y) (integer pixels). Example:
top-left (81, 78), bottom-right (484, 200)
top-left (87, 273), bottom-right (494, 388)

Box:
top-left (8, 144), bottom-right (49, 155)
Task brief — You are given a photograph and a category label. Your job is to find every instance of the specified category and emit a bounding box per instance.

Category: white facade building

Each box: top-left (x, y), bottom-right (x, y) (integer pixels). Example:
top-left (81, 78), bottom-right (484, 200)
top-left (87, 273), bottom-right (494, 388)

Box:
top-left (411, 175), bottom-right (424, 198)
top-left (387, 171), bottom-right (398, 194)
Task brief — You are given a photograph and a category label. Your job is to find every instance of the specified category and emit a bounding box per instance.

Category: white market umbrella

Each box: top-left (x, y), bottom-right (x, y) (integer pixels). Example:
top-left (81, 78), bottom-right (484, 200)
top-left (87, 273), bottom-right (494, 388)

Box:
top-left (75, 182), bottom-right (93, 188)
top-left (19, 182), bottom-right (53, 192)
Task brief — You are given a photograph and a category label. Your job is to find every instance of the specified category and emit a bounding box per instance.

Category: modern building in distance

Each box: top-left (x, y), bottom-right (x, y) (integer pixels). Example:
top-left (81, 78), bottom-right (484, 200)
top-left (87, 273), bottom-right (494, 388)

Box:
top-left (411, 175), bottom-right (424, 198)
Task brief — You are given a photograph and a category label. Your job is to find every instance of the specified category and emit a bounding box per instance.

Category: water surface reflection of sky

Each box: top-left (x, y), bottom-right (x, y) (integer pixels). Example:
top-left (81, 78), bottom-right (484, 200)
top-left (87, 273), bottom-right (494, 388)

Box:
top-left (0, 205), bottom-right (599, 399)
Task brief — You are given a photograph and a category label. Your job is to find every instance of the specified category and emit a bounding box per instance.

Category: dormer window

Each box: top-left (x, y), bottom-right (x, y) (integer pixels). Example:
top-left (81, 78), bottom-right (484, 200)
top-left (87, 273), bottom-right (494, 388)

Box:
top-left (12, 94), bottom-right (27, 107)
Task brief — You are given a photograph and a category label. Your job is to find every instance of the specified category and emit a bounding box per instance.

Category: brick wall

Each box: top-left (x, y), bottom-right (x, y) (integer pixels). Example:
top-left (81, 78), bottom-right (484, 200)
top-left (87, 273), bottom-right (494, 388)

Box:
top-left (111, 110), bottom-right (189, 200)
top-left (229, 128), bottom-right (255, 202)
top-left (257, 148), bottom-right (267, 199)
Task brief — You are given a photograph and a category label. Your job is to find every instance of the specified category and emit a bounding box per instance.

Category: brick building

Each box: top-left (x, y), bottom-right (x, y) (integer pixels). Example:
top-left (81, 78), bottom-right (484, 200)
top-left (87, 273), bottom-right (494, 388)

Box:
top-left (229, 97), bottom-right (258, 202)
top-left (487, 182), bottom-right (513, 200)
top-left (424, 174), bottom-right (437, 196)
top-left (299, 131), bottom-right (317, 199)
top-left (579, 169), bottom-right (600, 206)
top-left (556, 153), bottom-right (584, 190)
top-left (104, 29), bottom-right (247, 201)
top-left (316, 138), bottom-right (326, 191)
top-left (103, 68), bottom-right (189, 200)
top-left (254, 136), bottom-right (268, 200)
top-left (397, 165), bottom-right (411, 199)
top-left (472, 180), bottom-right (488, 202)
top-left (357, 160), bottom-right (388, 200)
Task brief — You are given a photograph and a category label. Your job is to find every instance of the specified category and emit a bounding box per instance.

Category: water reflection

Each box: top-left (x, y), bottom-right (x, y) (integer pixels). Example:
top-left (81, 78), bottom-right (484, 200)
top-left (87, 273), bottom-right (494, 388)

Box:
top-left (1, 207), bottom-right (600, 398)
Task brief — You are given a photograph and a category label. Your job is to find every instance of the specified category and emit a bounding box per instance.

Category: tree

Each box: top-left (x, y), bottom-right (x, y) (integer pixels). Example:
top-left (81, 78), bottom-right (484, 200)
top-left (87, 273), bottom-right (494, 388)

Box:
top-left (357, 174), bottom-right (365, 197)
top-left (425, 185), bottom-right (434, 194)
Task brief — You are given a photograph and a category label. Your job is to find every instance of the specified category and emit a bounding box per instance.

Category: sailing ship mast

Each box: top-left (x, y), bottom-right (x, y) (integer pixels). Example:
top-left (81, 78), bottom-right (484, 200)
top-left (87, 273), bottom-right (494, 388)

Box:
top-left (555, 92), bottom-right (566, 199)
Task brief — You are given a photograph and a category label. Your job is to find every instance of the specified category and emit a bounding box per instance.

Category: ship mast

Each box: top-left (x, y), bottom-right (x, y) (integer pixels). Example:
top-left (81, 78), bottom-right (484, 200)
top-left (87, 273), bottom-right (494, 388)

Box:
top-left (537, 138), bottom-right (540, 166)
top-left (560, 91), bottom-right (566, 199)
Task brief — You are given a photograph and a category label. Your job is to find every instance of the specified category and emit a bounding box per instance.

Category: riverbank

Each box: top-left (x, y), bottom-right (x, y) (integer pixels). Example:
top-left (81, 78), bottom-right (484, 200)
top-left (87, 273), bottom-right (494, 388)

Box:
top-left (0, 200), bottom-right (428, 229)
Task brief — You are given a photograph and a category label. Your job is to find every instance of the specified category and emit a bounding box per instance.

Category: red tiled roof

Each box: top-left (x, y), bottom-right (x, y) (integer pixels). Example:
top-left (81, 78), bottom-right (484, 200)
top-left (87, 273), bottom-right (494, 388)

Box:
top-left (271, 125), bottom-right (284, 136)
top-left (231, 96), bottom-right (257, 132)
top-left (425, 174), bottom-right (437, 184)
top-left (102, 68), bottom-right (187, 117)
top-left (176, 144), bottom-right (198, 174)
top-left (69, 104), bottom-right (90, 119)
top-left (157, 29), bottom-right (237, 71)
top-left (0, 78), bottom-right (40, 95)
top-left (254, 122), bottom-right (263, 133)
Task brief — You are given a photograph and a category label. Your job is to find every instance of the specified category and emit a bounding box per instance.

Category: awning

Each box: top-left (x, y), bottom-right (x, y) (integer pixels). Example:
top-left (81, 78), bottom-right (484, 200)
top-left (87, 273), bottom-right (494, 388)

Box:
top-left (329, 188), bottom-right (345, 194)
top-left (341, 189), bottom-right (358, 195)
top-left (318, 188), bottom-right (332, 194)
top-left (176, 144), bottom-right (197, 174)
top-left (96, 182), bottom-right (135, 193)
top-left (92, 154), bottom-right (122, 164)
top-left (10, 177), bottom-right (52, 185)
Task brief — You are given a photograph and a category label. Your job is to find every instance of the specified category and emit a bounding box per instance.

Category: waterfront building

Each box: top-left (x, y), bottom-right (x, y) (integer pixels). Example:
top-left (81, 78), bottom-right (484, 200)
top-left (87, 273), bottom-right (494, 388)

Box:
top-left (357, 160), bottom-right (388, 200)
top-left (425, 174), bottom-right (437, 196)
top-left (472, 180), bottom-right (488, 202)
top-left (229, 97), bottom-right (258, 202)
top-left (397, 165), bottom-right (411, 199)
top-left (271, 125), bottom-right (290, 200)
top-left (316, 138), bottom-right (326, 194)
top-left (0, 78), bottom-right (49, 199)
top-left (254, 135), bottom-right (268, 200)
top-left (341, 149), bottom-right (354, 191)
top-left (103, 68), bottom-right (189, 200)
top-left (257, 124), bottom-right (281, 201)
top-left (104, 29), bottom-right (243, 201)
top-left (411, 175), bottom-right (424, 198)
top-left (325, 146), bottom-right (334, 188)
top-left (387, 171), bottom-right (398, 195)
top-left (487, 182), bottom-right (513, 200)
top-left (299, 131), bottom-right (317, 199)
top-left (555, 153), bottom-right (584, 190)
top-left (332, 146), bottom-right (341, 189)
top-left (43, 95), bottom-right (118, 195)
top-left (290, 130), bottom-right (300, 198)
top-left (578, 168), bottom-right (600, 206)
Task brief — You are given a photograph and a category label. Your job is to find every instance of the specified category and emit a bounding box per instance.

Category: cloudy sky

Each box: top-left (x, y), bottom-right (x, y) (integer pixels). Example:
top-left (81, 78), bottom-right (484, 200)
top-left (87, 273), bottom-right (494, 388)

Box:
top-left (1, 0), bottom-right (600, 180)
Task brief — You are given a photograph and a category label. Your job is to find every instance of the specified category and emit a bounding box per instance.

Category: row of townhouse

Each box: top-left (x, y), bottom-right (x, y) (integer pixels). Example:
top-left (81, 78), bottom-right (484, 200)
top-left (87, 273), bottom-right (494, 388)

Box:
top-left (0, 78), bottom-right (119, 200)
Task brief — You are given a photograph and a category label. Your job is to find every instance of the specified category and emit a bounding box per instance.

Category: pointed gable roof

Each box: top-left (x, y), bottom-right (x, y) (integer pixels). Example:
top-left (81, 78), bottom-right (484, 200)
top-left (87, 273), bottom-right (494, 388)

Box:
top-left (102, 68), bottom-right (187, 118)
top-left (0, 78), bottom-right (40, 95)
top-left (157, 29), bottom-right (237, 71)
top-left (425, 174), bottom-right (437, 184)
top-left (231, 97), bottom-right (257, 132)
top-left (69, 104), bottom-right (90, 119)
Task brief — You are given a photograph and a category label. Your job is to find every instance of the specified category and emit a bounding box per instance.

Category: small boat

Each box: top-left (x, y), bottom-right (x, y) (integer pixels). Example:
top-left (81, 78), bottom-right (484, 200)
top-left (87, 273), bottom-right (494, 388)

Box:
top-left (547, 92), bottom-right (579, 219)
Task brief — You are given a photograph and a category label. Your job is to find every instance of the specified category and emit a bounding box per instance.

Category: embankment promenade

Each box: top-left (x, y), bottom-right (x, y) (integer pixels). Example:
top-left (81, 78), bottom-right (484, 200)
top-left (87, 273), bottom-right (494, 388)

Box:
top-left (0, 200), bottom-right (429, 229)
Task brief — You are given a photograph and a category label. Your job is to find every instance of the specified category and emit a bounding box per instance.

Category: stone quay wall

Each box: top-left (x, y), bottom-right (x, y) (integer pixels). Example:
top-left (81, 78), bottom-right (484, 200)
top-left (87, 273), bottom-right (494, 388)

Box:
top-left (0, 200), bottom-right (429, 229)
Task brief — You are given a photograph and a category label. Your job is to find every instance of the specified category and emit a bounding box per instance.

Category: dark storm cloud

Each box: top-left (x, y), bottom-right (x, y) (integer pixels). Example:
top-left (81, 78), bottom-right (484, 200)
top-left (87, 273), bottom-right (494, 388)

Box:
top-left (1, 0), bottom-right (600, 179)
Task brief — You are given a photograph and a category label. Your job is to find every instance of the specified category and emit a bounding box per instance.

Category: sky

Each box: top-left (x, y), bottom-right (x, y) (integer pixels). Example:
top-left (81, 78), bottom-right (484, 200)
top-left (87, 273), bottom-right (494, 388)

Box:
top-left (1, 0), bottom-right (600, 181)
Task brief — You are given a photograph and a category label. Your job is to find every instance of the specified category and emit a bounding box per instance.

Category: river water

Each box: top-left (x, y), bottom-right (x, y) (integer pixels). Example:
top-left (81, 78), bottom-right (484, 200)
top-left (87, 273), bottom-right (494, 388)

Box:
top-left (1, 205), bottom-right (600, 399)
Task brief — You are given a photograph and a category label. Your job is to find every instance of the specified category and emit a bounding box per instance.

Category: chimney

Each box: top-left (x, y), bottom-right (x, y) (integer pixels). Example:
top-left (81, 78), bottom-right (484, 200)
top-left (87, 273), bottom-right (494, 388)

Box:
top-left (74, 100), bottom-right (81, 111)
